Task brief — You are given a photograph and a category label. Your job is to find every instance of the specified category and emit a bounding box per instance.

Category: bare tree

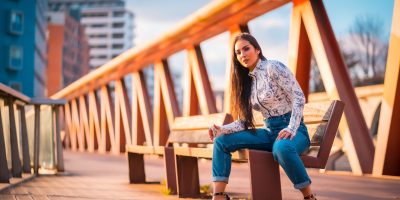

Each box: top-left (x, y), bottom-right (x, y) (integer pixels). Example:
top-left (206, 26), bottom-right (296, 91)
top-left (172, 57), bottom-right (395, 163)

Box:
top-left (309, 55), bottom-right (325, 93)
top-left (349, 14), bottom-right (387, 80)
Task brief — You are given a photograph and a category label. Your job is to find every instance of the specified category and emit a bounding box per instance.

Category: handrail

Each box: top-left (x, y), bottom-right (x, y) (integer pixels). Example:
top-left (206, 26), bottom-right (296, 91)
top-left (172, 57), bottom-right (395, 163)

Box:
top-left (0, 83), bottom-right (30, 103)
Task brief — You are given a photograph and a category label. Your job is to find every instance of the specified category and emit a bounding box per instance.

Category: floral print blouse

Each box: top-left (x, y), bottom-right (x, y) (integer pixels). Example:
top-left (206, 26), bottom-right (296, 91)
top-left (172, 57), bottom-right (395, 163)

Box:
top-left (214, 59), bottom-right (306, 137)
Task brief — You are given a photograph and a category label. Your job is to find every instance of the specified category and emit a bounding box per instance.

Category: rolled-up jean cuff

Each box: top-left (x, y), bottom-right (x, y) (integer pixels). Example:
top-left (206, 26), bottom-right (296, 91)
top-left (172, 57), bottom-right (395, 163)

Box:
top-left (294, 180), bottom-right (311, 189)
top-left (213, 176), bottom-right (229, 183)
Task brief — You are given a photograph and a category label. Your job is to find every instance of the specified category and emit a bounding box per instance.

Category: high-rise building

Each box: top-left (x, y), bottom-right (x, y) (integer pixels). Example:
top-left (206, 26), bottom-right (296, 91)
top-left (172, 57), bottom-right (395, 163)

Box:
top-left (48, 0), bottom-right (134, 70)
top-left (0, 0), bottom-right (48, 97)
top-left (47, 11), bottom-right (90, 96)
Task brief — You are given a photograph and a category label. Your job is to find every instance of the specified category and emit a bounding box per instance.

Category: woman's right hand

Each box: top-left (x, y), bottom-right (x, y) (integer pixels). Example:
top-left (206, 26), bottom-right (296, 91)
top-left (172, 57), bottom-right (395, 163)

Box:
top-left (208, 124), bottom-right (221, 142)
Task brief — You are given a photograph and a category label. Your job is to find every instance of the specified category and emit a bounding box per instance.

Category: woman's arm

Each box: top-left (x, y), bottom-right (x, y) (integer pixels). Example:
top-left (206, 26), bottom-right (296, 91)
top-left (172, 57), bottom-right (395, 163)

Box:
top-left (210, 119), bottom-right (246, 137)
top-left (270, 61), bottom-right (306, 137)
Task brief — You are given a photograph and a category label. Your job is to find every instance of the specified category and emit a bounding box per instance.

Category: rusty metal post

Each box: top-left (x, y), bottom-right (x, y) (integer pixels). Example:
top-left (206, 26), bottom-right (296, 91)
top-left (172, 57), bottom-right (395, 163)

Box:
top-left (175, 155), bottom-right (200, 198)
top-left (33, 105), bottom-right (41, 175)
top-left (248, 150), bottom-right (282, 200)
top-left (0, 102), bottom-right (10, 183)
top-left (54, 105), bottom-right (65, 172)
top-left (7, 99), bottom-right (22, 178)
top-left (164, 147), bottom-right (177, 194)
top-left (19, 105), bottom-right (31, 173)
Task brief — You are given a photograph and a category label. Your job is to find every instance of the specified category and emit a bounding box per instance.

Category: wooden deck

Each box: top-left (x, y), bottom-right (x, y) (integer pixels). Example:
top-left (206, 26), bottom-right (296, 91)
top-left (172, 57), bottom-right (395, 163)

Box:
top-left (1, 150), bottom-right (399, 199)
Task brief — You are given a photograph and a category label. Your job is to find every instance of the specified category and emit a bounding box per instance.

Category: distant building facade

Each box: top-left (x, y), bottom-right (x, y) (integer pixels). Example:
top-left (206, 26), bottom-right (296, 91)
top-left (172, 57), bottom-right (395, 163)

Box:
top-left (48, 0), bottom-right (134, 70)
top-left (0, 0), bottom-right (48, 97)
top-left (47, 11), bottom-right (90, 96)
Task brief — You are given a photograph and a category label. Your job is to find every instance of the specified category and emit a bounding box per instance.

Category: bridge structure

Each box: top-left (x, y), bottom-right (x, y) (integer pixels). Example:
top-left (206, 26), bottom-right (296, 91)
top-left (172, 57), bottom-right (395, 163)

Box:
top-left (1, 0), bottom-right (399, 199)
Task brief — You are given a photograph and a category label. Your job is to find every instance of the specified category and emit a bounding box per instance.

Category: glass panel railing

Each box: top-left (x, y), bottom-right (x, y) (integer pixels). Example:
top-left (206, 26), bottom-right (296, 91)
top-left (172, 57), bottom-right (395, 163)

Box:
top-left (25, 105), bottom-right (35, 167)
top-left (39, 105), bottom-right (55, 171)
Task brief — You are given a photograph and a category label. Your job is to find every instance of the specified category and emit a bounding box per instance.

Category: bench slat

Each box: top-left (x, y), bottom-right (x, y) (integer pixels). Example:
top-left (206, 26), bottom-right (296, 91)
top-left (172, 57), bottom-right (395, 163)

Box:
top-left (306, 123), bottom-right (328, 146)
top-left (168, 130), bottom-right (210, 144)
top-left (253, 101), bottom-right (335, 126)
top-left (126, 145), bottom-right (164, 155)
top-left (174, 147), bottom-right (248, 160)
top-left (171, 113), bottom-right (232, 131)
top-left (303, 102), bottom-right (334, 122)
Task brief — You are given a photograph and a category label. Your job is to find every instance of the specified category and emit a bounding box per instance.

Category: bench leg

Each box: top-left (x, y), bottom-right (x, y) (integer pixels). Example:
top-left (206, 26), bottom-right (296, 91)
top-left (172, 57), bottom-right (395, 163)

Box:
top-left (175, 155), bottom-right (200, 198)
top-left (164, 147), bottom-right (177, 194)
top-left (248, 150), bottom-right (282, 200)
top-left (128, 152), bottom-right (146, 183)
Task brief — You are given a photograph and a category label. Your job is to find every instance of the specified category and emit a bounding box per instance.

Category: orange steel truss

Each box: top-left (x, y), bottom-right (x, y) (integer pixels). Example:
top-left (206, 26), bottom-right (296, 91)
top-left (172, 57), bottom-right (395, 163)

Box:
top-left (373, 0), bottom-right (400, 176)
top-left (52, 0), bottom-right (400, 176)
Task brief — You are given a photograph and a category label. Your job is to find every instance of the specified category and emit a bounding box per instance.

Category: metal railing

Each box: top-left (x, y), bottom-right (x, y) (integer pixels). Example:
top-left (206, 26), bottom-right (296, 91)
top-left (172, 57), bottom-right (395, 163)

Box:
top-left (0, 83), bottom-right (66, 183)
top-left (50, 0), bottom-right (400, 176)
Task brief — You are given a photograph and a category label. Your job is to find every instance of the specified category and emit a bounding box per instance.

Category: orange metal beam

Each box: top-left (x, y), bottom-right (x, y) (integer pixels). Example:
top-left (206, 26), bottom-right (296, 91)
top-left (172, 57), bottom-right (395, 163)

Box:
top-left (132, 72), bottom-right (153, 146)
top-left (299, 0), bottom-right (374, 173)
top-left (88, 91), bottom-right (101, 151)
top-left (100, 85), bottom-right (115, 153)
top-left (63, 104), bottom-right (73, 149)
top-left (78, 95), bottom-right (90, 151)
top-left (153, 60), bottom-right (180, 147)
top-left (187, 45), bottom-right (217, 115)
top-left (115, 79), bottom-right (132, 152)
top-left (183, 58), bottom-right (200, 116)
top-left (71, 99), bottom-right (85, 151)
top-left (373, 0), bottom-right (400, 176)
top-left (288, 5), bottom-right (311, 101)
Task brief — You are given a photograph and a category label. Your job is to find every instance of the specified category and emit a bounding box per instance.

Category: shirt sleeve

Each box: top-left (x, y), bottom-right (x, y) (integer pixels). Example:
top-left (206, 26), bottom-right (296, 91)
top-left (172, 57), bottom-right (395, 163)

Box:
top-left (269, 61), bottom-right (306, 136)
top-left (212, 119), bottom-right (245, 136)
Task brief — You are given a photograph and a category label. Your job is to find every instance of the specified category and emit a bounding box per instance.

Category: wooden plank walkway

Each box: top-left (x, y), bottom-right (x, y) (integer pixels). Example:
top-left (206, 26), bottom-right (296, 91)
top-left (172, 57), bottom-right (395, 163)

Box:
top-left (1, 150), bottom-right (400, 199)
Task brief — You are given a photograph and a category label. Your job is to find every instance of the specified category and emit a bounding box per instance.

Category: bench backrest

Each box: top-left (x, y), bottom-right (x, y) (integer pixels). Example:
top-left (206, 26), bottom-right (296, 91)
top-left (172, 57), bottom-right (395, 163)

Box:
top-left (167, 113), bottom-right (233, 145)
top-left (254, 100), bottom-right (345, 168)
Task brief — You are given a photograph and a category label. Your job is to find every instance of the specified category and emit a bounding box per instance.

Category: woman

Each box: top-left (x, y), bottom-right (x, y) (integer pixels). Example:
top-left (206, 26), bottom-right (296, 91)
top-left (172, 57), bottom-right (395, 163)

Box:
top-left (208, 33), bottom-right (316, 200)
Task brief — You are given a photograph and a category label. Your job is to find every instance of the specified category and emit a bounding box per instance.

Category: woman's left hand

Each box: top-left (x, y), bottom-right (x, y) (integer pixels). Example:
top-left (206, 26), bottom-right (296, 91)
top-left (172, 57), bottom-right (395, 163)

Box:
top-left (276, 130), bottom-right (294, 140)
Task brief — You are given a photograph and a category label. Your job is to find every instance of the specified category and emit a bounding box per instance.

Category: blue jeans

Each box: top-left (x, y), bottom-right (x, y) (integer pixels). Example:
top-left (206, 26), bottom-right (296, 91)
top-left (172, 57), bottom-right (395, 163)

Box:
top-left (212, 112), bottom-right (311, 189)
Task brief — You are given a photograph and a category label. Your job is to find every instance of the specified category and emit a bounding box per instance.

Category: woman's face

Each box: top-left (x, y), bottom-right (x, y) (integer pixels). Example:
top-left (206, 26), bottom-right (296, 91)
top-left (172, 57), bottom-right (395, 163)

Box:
top-left (234, 39), bottom-right (260, 69)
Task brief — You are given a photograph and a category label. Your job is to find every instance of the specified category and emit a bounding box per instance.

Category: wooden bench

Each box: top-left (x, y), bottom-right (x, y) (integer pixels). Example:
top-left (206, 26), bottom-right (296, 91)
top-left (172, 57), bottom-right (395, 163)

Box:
top-left (173, 100), bottom-right (345, 199)
top-left (126, 113), bottom-right (233, 194)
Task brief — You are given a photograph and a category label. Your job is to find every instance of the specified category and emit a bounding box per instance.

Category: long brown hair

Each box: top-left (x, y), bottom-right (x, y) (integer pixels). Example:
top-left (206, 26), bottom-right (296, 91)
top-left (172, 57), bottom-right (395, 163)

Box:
top-left (230, 33), bottom-right (266, 130)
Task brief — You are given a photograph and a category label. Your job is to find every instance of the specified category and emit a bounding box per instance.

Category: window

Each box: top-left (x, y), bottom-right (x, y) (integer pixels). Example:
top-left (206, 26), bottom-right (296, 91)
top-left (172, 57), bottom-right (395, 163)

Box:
top-left (91, 23), bottom-right (107, 28)
top-left (89, 34), bottom-right (107, 38)
top-left (112, 33), bottom-right (124, 38)
top-left (82, 12), bottom-right (108, 18)
top-left (9, 82), bottom-right (22, 92)
top-left (9, 10), bottom-right (24, 35)
top-left (113, 11), bottom-right (124, 17)
top-left (112, 44), bottom-right (123, 49)
top-left (91, 44), bottom-right (107, 49)
top-left (8, 46), bottom-right (23, 70)
top-left (112, 23), bottom-right (123, 28)
top-left (92, 55), bottom-right (107, 59)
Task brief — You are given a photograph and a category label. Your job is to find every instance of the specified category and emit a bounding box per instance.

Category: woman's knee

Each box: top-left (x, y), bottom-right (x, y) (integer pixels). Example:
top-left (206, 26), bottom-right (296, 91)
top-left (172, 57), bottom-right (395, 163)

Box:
top-left (213, 135), bottom-right (229, 151)
top-left (272, 140), bottom-right (295, 160)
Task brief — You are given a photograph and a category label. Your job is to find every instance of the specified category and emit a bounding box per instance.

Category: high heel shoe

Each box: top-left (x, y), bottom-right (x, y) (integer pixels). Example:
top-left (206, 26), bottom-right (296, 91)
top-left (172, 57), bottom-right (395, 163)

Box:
top-left (304, 194), bottom-right (317, 200)
top-left (213, 192), bottom-right (230, 200)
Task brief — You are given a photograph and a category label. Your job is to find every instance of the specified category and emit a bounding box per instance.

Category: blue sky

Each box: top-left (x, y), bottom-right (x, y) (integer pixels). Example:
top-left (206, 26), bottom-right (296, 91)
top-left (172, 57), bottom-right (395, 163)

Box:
top-left (126, 0), bottom-right (394, 91)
